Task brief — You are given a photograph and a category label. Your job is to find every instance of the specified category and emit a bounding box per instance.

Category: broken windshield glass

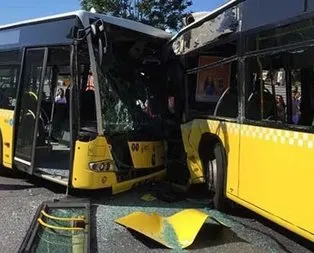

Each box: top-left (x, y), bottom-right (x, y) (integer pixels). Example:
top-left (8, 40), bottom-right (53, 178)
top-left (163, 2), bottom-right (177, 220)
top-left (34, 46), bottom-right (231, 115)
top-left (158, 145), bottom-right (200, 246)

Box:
top-left (94, 41), bottom-right (163, 135)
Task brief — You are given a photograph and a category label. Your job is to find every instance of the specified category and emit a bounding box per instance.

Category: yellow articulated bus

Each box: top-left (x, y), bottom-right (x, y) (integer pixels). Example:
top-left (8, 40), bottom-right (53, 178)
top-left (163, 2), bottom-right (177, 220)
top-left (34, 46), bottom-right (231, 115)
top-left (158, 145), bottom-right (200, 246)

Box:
top-left (0, 10), bottom-right (172, 193)
top-left (170, 0), bottom-right (314, 242)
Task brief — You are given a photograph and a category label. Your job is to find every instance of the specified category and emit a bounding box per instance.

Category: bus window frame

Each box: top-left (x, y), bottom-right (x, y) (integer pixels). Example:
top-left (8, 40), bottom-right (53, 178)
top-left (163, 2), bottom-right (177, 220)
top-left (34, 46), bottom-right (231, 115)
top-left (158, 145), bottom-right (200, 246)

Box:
top-left (11, 44), bottom-right (80, 179)
top-left (239, 10), bottom-right (314, 134)
top-left (85, 22), bottom-right (104, 136)
top-left (0, 16), bottom-right (78, 51)
top-left (183, 55), bottom-right (240, 123)
top-left (242, 46), bottom-right (314, 134)
top-left (13, 47), bottom-right (49, 174)
top-left (6, 15), bottom-right (85, 178)
top-left (243, 9), bottom-right (314, 54)
top-left (0, 50), bottom-right (23, 110)
top-left (68, 42), bottom-right (80, 188)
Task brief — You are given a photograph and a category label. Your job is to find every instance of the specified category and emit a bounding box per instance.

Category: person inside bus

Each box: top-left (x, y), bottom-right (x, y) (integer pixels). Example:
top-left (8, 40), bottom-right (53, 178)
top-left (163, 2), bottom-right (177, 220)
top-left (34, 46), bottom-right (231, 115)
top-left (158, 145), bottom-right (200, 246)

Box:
top-left (80, 71), bottom-right (97, 129)
top-left (247, 78), bottom-right (276, 120)
top-left (55, 88), bottom-right (67, 104)
top-left (276, 95), bottom-right (286, 122)
top-left (292, 89), bottom-right (301, 124)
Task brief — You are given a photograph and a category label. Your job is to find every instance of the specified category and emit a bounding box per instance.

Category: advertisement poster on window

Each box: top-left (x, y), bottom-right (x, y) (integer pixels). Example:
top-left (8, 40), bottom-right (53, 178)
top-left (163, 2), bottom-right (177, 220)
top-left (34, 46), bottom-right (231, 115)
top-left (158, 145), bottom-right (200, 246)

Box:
top-left (196, 56), bottom-right (230, 102)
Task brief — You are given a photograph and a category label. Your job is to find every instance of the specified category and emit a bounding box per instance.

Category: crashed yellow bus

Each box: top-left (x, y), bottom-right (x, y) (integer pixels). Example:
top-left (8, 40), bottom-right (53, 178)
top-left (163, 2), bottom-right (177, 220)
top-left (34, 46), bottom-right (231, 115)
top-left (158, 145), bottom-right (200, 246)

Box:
top-left (170, 0), bottom-right (314, 243)
top-left (0, 10), bottom-right (172, 193)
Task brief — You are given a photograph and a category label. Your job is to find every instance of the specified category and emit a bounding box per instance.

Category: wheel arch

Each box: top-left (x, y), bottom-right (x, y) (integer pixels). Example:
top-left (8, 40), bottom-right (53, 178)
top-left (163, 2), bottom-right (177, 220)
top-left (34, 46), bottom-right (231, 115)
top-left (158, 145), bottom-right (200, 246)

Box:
top-left (198, 133), bottom-right (227, 165)
top-left (197, 132), bottom-right (228, 192)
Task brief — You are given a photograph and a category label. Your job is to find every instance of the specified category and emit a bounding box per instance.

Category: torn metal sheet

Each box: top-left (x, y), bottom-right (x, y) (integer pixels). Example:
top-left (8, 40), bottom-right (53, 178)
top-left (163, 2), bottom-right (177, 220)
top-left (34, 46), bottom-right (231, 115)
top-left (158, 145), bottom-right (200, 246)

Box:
top-left (115, 209), bottom-right (227, 249)
top-left (172, 5), bottom-right (240, 56)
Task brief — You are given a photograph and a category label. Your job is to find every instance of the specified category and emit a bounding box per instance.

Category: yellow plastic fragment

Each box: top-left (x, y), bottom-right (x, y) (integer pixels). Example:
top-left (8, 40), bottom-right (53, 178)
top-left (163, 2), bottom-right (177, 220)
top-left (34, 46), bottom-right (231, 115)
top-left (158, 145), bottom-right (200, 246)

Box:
top-left (140, 194), bottom-right (157, 201)
top-left (115, 209), bottom-right (226, 249)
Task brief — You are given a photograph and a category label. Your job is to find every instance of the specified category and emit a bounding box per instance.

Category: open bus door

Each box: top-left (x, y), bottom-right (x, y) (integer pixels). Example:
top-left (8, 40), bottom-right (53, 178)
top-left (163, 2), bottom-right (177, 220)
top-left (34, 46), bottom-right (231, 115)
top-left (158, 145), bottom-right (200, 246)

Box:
top-left (13, 48), bottom-right (48, 174)
top-left (13, 46), bottom-right (77, 188)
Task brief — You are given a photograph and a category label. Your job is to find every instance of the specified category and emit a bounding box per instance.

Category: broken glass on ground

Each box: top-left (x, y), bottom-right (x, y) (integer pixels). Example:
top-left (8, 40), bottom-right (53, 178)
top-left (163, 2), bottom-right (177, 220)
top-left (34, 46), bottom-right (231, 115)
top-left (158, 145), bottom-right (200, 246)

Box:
top-left (115, 208), bottom-right (228, 249)
top-left (18, 199), bottom-right (90, 253)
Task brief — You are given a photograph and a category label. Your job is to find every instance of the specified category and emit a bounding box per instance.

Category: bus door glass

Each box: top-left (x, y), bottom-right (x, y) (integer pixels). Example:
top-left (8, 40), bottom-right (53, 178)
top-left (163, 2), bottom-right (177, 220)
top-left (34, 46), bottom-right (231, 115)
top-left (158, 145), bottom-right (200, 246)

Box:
top-left (14, 48), bottom-right (48, 174)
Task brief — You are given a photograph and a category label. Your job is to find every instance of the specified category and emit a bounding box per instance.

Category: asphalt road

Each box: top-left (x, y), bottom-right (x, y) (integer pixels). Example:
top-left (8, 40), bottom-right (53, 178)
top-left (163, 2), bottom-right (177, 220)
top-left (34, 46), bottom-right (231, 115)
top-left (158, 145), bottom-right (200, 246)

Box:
top-left (0, 169), bottom-right (313, 253)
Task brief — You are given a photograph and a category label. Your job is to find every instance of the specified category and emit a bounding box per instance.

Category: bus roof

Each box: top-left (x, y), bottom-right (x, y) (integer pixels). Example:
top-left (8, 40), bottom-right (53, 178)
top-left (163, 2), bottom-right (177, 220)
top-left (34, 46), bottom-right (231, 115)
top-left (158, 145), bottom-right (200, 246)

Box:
top-left (170, 0), bottom-right (242, 55)
top-left (170, 0), bottom-right (242, 44)
top-left (0, 10), bottom-right (171, 40)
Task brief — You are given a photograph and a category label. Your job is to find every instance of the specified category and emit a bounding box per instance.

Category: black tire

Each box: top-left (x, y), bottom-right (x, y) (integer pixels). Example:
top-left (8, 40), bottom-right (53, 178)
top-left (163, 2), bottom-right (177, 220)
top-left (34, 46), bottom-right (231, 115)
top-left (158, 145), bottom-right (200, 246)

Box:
top-left (204, 142), bottom-right (227, 211)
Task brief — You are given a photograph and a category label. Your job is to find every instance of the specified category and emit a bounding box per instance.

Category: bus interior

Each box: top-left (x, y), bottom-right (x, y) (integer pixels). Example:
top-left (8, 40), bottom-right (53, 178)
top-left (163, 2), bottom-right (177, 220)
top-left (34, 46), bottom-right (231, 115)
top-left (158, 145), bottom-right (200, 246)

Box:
top-left (24, 45), bottom-right (94, 182)
top-left (183, 37), bottom-right (238, 120)
top-left (245, 47), bottom-right (314, 127)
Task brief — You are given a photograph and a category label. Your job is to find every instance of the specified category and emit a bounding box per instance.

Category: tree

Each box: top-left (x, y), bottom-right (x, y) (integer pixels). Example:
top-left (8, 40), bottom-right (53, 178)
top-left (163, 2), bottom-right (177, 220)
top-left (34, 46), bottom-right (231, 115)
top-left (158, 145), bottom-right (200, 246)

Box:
top-left (80, 0), bottom-right (192, 31)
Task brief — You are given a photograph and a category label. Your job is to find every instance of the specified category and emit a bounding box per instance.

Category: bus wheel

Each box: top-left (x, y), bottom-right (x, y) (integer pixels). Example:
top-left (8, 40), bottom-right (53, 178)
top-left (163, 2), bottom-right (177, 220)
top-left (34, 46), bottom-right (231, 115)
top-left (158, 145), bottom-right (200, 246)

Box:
top-left (205, 142), bottom-right (227, 211)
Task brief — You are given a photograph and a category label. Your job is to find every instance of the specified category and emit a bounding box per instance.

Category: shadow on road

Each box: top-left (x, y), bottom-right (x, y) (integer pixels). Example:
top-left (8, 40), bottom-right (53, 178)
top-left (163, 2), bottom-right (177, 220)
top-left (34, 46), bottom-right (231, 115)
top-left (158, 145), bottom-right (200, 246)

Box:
top-left (247, 212), bottom-right (314, 253)
top-left (0, 168), bottom-right (24, 178)
top-left (189, 224), bottom-right (247, 250)
top-left (0, 184), bottom-right (36, 191)
top-left (0, 167), bottom-right (66, 194)
top-left (225, 205), bottom-right (314, 253)
top-left (126, 224), bottom-right (246, 250)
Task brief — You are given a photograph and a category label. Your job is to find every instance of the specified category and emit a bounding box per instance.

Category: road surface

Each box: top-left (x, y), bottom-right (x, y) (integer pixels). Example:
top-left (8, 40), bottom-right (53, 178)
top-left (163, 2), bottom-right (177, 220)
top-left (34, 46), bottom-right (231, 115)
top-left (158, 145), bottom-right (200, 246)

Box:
top-left (0, 169), bottom-right (312, 253)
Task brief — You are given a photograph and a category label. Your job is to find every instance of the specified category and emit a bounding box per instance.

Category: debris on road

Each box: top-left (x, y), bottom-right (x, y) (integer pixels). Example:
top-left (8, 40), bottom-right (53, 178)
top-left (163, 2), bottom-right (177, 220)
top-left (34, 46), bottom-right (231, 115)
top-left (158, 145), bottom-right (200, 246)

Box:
top-left (115, 209), bottom-right (227, 249)
top-left (141, 194), bottom-right (157, 202)
top-left (18, 199), bottom-right (90, 253)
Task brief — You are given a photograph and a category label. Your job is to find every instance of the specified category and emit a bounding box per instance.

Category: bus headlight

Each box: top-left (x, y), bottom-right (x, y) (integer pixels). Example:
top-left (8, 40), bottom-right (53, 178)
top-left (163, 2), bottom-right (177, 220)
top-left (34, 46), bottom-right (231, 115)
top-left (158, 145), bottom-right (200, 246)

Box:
top-left (89, 160), bottom-right (114, 172)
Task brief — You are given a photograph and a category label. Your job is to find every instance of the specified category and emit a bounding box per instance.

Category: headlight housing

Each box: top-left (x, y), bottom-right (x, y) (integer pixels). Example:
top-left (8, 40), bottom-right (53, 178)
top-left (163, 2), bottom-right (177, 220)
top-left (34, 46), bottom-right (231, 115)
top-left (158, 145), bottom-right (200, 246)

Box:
top-left (89, 160), bottom-right (115, 172)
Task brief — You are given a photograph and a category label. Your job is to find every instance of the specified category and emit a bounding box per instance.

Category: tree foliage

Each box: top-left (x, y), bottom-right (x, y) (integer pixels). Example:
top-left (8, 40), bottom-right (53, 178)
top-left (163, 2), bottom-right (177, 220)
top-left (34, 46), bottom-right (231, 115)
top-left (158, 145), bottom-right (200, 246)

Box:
top-left (80, 0), bottom-right (192, 31)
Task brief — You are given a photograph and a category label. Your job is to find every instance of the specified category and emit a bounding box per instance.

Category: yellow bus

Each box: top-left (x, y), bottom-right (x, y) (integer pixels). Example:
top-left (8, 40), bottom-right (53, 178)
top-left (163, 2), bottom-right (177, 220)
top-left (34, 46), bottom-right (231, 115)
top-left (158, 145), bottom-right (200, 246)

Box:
top-left (170, 0), bottom-right (314, 242)
top-left (0, 10), bottom-right (171, 193)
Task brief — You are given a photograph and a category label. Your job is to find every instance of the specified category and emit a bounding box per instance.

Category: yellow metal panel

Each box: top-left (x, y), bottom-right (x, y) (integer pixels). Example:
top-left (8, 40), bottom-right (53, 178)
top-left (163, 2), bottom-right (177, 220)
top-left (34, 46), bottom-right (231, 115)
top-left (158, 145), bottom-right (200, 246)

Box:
top-left (115, 209), bottom-right (212, 249)
top-left (239, 125), bottom-right (314, 237)
top-left (181, 120), bottom-right (207, 184)
top-left (72, 136), bottom-right (117, 189)
top-left (0, 109), bottom-right (14, 168)
top-left (72, 136), bottom-right (166, 191)
top-left (87, 136), bottom-right (113, 159)
top-left (227, 193), bottom-right (314, 242)
top-left (180, 119), bottom-right (240, 195)
top-left (128, 141), bottom-right (165, 169)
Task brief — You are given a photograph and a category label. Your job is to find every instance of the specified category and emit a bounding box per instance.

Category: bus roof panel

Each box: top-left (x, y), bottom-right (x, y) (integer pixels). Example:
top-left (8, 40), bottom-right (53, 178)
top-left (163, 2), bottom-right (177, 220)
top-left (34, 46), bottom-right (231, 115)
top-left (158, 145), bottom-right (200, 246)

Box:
top-left (171, 0), bottom-right (241, 55)
top-left (241, 0), bottom-right (304, 32)
top-left (0, 10), bottom-right (171, 40)
top-left (0, 17), bottom-right (76, 50)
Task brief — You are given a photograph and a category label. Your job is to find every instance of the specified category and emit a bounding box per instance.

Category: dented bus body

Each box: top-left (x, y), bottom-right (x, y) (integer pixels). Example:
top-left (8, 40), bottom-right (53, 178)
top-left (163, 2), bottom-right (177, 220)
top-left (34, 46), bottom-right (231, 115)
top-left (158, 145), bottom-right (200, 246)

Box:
top-left (170, 0), bottom-right (314, 243)
top-left (0, 10), bottom-right (172, 193)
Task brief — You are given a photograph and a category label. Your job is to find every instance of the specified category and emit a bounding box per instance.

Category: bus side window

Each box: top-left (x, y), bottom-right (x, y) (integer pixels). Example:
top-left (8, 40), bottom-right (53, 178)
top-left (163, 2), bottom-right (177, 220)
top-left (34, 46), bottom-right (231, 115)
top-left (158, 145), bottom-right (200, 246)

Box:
top-left (245, 56), bottom-right (281, 122)
top-left (214, 61), bottom-right (238, 118)
top-left (0, 50), bottom-right (21, 110)
top-left (188, 57), bottom-right (238, 119)
top-left (245, 48), bottom-right (314, 128)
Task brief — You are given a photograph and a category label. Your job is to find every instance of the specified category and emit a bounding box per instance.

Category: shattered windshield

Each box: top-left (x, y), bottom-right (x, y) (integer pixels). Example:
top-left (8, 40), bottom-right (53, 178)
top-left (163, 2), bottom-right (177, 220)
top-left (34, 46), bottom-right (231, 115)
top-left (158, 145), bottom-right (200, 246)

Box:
top-left (94, 41), bottom-right (163, 135)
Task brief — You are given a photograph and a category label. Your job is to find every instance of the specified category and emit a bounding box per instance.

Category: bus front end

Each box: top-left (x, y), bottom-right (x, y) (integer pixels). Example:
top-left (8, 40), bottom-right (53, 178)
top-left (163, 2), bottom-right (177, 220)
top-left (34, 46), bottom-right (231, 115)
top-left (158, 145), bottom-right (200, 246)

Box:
top-left (71, 16), bottom-right (170, 193)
